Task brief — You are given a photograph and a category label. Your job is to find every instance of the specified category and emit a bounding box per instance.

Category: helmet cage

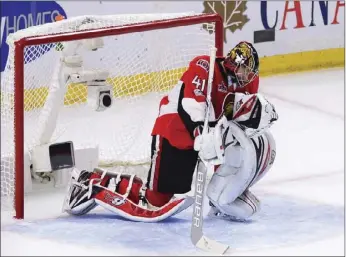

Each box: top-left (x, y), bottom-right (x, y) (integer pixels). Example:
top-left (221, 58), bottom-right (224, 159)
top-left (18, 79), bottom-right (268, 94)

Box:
top-left (233, 62), bottom-right (258, 88)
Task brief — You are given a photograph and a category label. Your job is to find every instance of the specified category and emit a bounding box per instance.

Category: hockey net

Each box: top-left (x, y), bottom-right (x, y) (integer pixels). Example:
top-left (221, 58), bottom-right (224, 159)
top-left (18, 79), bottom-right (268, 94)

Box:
top-left (0, 12), bottom-right (223, 218)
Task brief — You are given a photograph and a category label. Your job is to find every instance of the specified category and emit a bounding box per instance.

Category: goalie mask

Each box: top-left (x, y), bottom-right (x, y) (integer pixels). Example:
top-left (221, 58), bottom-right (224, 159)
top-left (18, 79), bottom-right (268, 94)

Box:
top-left (224, 41), bottom-right (259, 88)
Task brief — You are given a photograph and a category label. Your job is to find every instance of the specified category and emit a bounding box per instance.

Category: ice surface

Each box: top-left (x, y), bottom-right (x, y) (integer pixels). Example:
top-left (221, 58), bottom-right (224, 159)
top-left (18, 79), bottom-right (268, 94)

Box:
top-left (1, 68), bottom-right (344, 256)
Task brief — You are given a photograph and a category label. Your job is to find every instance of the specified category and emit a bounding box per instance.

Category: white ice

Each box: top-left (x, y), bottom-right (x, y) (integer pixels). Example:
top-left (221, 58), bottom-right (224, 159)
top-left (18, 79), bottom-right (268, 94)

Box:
top-left (1, 68), bottom-right (344, 256)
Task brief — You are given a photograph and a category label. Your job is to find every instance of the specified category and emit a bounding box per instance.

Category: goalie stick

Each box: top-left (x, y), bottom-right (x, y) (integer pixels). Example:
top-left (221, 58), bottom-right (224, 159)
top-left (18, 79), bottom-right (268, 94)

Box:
top-left (190, 47), bottom-right (230, 255)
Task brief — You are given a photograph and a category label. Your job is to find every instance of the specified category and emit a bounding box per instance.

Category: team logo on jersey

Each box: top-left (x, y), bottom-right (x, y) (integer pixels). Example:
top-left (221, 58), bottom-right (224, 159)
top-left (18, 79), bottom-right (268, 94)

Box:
top-left (196, 59), bottom-right (209, 72)
top-left (218, 81), bottom-right (227, 93)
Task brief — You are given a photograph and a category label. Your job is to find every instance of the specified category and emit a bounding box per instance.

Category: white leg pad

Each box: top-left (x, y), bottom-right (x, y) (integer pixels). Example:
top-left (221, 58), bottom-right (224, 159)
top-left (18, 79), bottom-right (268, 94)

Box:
top-left (206, 121), bottom-right (269, 220)
top-left (207, 123), bottom-right (257, 207)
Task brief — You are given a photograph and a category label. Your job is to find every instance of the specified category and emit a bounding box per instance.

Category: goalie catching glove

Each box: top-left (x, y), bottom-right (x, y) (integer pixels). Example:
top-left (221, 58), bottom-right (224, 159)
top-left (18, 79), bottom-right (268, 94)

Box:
top-left (224, 92), bottom-right (278, 136)
top-left (193, 92), bottom-right (278, 163)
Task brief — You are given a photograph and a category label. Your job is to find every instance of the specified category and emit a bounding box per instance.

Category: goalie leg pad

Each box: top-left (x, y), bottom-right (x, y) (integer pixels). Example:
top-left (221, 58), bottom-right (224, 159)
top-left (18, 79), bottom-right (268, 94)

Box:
top-left (93, 171), bottom-right (193, 222)
top-left (206, 121), bottom-right (258, 218)
top-left (206, 143), bottom-right (257, 207)
top-left (206, 122), bottom-right (275, 220)
top-left (94, 188), bottom-right (194, 222)
top-left (64, 168), bottom-right (194, 222)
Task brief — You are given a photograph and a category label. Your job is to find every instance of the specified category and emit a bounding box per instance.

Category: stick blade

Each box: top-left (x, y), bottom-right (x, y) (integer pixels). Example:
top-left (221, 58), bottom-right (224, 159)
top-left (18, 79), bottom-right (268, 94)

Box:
top-left (195, 235), bottom-right (229, 255)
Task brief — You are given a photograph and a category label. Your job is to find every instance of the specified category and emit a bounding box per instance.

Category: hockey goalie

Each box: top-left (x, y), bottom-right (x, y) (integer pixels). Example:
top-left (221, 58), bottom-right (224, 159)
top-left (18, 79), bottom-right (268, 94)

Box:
top-left (63, 41), bottom-right (278, 222)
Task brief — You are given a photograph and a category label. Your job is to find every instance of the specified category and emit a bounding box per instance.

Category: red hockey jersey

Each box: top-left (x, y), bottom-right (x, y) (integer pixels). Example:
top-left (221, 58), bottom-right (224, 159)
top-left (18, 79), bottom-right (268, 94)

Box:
top-left (151, 55), bottom-right (259, 150)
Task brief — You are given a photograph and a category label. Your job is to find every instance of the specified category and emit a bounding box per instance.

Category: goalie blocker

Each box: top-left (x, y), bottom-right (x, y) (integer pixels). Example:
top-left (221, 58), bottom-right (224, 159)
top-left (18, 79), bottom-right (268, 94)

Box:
top-left (63, 92), bottom-right (278, 222)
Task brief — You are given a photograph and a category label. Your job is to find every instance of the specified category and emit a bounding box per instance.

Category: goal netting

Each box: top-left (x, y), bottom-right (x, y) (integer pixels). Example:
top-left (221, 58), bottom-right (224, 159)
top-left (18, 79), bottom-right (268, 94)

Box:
top-left (0, 12), bottom-right (222, 218)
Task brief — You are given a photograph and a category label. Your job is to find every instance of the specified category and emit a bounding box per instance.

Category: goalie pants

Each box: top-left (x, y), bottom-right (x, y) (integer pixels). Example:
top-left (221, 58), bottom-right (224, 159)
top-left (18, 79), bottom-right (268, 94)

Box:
top-left (116, 135), bottom-right (198, 207)
top-left (146, 135), bottom-right (198, 194)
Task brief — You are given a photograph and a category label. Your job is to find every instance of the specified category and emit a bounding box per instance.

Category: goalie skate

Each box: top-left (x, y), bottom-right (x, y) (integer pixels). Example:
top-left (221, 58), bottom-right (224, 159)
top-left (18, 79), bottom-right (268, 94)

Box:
top-left (208, 189), bottom-right (261, 222)
top-left (208, 202), bottom-right (247, 222)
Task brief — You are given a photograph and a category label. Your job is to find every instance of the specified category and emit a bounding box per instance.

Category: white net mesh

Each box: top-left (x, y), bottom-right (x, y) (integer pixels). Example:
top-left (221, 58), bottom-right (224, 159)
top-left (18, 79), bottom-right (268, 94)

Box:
top-left (1, 13), bottom-right (217, 214)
